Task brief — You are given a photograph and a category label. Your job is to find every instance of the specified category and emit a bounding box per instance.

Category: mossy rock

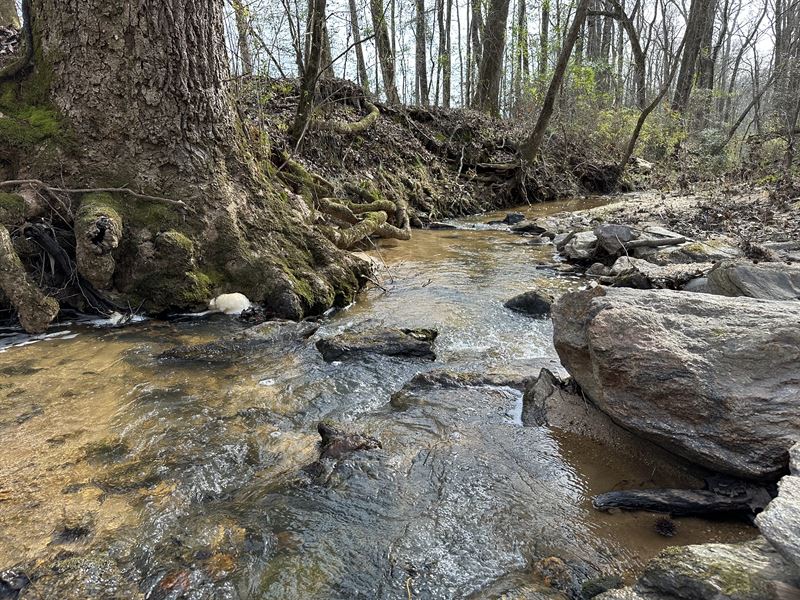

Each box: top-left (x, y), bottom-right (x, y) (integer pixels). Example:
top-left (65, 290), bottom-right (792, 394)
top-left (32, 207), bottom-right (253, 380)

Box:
top-left (0, 191), bottom-right (25, 225)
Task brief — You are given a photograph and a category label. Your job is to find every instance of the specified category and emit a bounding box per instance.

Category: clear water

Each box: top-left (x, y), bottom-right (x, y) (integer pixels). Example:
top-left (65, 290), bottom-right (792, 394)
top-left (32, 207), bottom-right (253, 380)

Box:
top-left (0, 198), bottom-right (755, 599)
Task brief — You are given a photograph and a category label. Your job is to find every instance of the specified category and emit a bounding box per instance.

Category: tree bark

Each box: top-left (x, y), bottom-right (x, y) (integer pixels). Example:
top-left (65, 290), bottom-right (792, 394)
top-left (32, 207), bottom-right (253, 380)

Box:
top-left (473, 0), bottom-right (512, 115)
top-left (519, 0), bottom-right (591, 162)
top-left (415, 0), bottom-right (430, 105)
top-left (0, 0), bottom-right (18, 27)
top-left (539, 0), bottom-right (550, 77)
top-left (370, 0), bottom-right (401, 103)
top-left (9, 0), bottom-right (365, 319)
top-left (348, 0), bottom-right (371, 93)
top-left (672, 0), bottom-right (715, 111)
top-left (232, 0), bottom-right (254, 75)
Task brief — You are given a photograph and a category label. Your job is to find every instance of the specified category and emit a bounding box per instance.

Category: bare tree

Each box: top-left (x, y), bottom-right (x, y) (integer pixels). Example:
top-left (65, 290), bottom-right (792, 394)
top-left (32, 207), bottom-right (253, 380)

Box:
top-left (371, 0), bottom-right (401, 102)
top-left (473, 0), bottom-right (513, 114)
top-left (348, 0), bottom-right (371, 92)
top-left (519, 0), bottom-right (592, 161)
top-left (416, 0), bottom-right (430, 105)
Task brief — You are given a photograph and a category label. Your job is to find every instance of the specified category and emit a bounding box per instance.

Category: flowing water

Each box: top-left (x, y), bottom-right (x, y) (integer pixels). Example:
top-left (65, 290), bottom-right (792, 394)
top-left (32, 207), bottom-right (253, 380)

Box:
top-left (0, 197), bottom-right (755, 599)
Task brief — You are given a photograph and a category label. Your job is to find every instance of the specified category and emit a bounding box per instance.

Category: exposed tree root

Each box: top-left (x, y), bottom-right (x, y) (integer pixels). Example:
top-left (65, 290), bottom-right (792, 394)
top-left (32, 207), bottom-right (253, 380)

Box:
top-left (312, 101), bottom-right (380, 134)
top-left (0, 225), bottom-right (59, 333)
top-left (74, 198), bottom-right (123, 289)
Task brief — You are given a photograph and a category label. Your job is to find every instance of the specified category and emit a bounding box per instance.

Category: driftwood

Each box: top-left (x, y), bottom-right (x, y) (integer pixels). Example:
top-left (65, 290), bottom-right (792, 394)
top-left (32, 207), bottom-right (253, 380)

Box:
top-left (593, 487), bottom-right (771, 516)
top-left (0, 225), bottom-right (59, 333)
top-left (623, 236), bottom-right (687, 249)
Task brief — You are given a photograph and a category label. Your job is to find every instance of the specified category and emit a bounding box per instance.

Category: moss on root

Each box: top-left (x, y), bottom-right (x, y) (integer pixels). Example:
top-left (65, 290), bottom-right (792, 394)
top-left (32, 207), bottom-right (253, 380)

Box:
top-left (0, 192), bottom-right (25, 225)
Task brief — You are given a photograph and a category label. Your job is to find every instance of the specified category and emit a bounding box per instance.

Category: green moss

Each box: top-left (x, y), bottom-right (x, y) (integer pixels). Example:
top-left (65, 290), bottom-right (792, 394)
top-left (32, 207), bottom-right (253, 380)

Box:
top-left (180, 270), bottom-right (213, 304)
top-left (0, 192), bottom-right (25, 225)
top-left (0, 105), bottom-right (62, 148)
top-left (161, 230), bottom-right (194, 253)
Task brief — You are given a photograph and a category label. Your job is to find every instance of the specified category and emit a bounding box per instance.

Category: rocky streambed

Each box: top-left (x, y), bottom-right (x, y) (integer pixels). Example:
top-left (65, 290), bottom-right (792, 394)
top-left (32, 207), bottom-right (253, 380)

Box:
top-left (0, 192), bottom-right (796, 599)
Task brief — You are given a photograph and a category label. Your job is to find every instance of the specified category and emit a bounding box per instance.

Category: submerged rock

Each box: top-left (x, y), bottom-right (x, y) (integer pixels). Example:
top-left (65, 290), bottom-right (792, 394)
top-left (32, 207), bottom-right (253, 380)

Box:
top-left (158, 320), bottom-right (319, 364)
top-left (317, 420), bottom-right (382, 459)
top-left (592, 485), bottom-right (771, 517)
top-left (552, 286), bottom-right (800, 479)
top-left (487, 212), bottom-right (526, 226)
top-left (315, 327), bottom-right (438, 361)
top-left (504, 289), bottom-right (554, 317)
top-left (707, 260), bottom-right (800, 300)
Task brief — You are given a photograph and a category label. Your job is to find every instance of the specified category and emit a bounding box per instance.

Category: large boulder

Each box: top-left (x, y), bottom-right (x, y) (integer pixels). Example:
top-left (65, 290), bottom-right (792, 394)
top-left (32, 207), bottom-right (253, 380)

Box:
top-left (707, 260), bottom-right (800, 300)
top-left (552, 286), bottom-right (800, 479)
top-left (756, 443), bottom-right (800, 569)
top-left (563, 231), bottom-right (599, 262)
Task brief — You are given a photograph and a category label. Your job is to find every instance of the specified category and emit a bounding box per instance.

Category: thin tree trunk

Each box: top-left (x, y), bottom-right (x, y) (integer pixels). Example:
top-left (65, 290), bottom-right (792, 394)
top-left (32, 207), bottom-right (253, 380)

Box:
top-left (348, 0), bottom-right (371, 93)
top-left (416, 0), bottom-right (430, 105)
top-left (539, 0), bottom-right (550, 77)
top-left (293, 0), bottom-right (327, 140)
top-left (232, 0), bottom-right (254, 75)
top-left (519, 0), bottom-right (591, 162)
top-left (469, 0), bottom-right (484, 99)
top-left (370, 0), bottom-right (401, 103)
top-left (442, 0), bottom-right (453, 107)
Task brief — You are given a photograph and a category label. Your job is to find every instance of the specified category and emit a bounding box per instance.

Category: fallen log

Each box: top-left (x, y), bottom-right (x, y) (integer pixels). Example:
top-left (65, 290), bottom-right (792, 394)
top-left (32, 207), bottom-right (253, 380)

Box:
top-left (593, 486), bottom-right (771, 516)
top-left (623, 236), bottom-right (687, 250)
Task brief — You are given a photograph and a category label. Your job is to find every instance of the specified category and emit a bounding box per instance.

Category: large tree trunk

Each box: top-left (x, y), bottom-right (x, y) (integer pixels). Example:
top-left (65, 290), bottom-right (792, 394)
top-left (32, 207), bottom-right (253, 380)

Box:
top-left (672, 0), bottom-right (715, 111)
top-left (2, 0), bottom-right (366, 324)
top-left (473, 0), bottom-right (512, 115)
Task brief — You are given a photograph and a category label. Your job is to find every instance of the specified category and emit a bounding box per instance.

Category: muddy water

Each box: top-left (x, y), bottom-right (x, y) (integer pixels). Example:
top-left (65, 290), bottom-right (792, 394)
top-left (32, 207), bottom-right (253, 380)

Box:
top-left (0, 198), bottom-right (754, 599)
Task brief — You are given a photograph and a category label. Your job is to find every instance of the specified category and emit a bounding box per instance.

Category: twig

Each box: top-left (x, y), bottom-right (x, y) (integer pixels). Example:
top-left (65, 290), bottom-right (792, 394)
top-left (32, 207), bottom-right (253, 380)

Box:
top-left (0, 180), bottom-right (191, 211)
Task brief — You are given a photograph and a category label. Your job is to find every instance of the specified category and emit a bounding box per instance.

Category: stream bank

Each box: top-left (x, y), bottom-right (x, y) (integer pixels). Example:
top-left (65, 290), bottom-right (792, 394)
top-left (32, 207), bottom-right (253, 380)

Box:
top-left (0, 196), bottom-right (761, 599)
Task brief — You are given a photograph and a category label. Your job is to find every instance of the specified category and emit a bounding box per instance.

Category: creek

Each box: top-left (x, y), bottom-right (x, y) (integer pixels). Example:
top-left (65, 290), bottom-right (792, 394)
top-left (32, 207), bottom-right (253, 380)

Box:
top-left (0, 197), bottom-right (755, 599)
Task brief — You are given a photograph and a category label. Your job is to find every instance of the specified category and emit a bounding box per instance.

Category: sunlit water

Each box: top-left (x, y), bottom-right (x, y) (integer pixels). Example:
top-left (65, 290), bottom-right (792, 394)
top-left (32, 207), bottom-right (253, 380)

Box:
top-left (0, 198), bottom-right (755, 599)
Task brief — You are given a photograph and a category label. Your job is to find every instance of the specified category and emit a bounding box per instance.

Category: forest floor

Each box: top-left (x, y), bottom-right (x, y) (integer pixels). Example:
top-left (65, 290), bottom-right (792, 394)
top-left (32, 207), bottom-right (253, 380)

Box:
top-left (242, 77), bottom-right (625, 223)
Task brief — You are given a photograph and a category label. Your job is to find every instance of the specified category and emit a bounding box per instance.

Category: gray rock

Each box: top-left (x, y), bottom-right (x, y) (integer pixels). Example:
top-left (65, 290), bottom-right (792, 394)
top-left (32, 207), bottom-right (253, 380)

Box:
top-left (682, 276), bottom-right (710, 293)
top-left (593, 224), bottom-right (639, 254)
top-left (552, 287), bottom-right (800, 479)
top-left (586, 263), bottom-right (610, 277)
top-left (707, 260), bottom-right (800, 300)
top-left (563, 231), bottom-right (599, 262)
top-left (504, 289), bottom-right (554, 317)
top-left (756, 444), bottom-right (800, 569)
top-left (604, 256), bottom-right (714, 289)
top-left (316, 327), bottom-right (438, 361)
top-left (634, 237), bottom-right (740, 265)
top-left (553, 231), bottom-right (574, 249)
top-left (488, 212), bottom-right (525, 225)
top-left (598, 538), bottom-right (800, 600)
top-left (522, 368), bottom-right (563, 426)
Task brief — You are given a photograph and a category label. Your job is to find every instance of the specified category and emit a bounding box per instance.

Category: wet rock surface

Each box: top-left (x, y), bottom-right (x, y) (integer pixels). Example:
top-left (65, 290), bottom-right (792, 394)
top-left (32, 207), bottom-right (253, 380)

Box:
top-left (598, 538), bottom-right (800, 600)
top-left (158, 320), bottom-right (320, 364)
top-left (552, 286), bottom-right (800, 479)
top-left (505, 289), bottom-right (555, 317)
top-left (315, 327), bottom-right (438, 361)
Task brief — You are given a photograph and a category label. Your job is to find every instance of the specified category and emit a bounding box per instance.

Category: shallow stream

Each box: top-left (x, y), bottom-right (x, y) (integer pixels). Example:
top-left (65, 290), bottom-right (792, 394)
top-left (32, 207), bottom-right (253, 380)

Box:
top-left (0, 197), bottom-right (755, 599)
